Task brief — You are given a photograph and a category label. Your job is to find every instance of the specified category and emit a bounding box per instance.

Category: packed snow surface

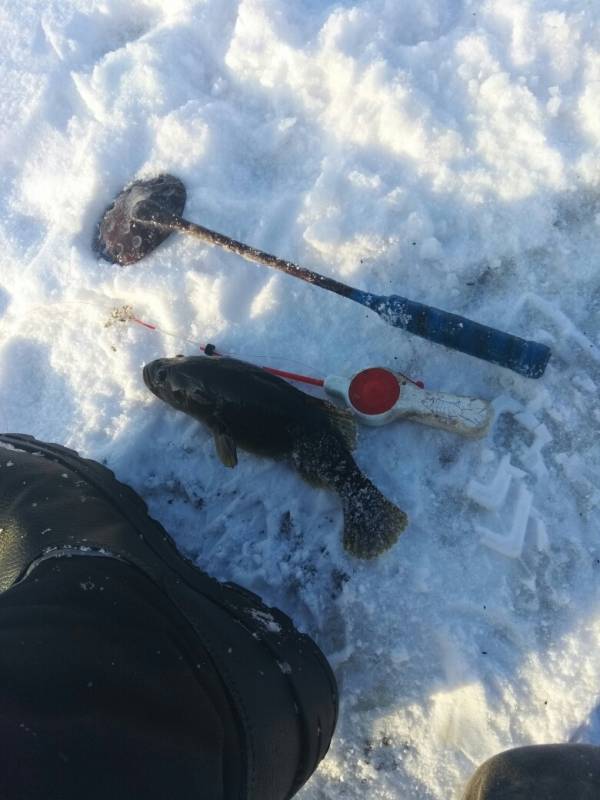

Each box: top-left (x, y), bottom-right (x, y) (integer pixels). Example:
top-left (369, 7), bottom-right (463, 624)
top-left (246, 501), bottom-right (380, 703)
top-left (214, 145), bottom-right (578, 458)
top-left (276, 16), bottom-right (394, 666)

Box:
top-left (2, 0), bottom-right (600, 797)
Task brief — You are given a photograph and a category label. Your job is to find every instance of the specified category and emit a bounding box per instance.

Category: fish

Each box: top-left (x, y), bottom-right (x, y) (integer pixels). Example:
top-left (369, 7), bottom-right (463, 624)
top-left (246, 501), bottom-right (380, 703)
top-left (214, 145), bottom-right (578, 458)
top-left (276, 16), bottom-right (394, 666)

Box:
top-left (143, 355), bottom-right (408, 558)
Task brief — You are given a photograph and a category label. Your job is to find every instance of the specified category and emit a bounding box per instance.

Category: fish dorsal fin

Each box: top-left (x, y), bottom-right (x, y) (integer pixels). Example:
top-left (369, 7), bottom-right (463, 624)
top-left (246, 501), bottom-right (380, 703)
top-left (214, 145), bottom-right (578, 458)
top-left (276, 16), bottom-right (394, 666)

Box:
top-left (327, 403), bottom-right (358, 450)
top-left (304, 395), bottom-right (357, 450)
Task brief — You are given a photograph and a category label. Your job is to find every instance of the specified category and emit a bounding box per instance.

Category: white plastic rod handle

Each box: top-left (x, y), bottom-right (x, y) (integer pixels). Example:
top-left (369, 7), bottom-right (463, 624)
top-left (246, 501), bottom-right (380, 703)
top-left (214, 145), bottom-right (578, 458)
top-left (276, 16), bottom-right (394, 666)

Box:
top-left (324, 373), bottom-right (492, 437)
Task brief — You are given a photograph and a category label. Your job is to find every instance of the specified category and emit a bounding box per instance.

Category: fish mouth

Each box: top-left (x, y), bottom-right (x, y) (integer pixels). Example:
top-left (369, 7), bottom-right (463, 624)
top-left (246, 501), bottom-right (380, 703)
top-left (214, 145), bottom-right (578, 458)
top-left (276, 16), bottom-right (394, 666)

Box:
top-left (142, 362), bottom-right (154, 390)
top-left (143, 360), bottom-right (168, 393)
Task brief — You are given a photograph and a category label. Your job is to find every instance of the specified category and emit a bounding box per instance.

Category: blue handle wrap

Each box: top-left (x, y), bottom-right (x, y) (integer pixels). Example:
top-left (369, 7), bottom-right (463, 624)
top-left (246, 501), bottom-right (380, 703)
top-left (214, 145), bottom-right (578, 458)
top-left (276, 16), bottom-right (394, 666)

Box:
top-left (355, 292), bottom-right (550, 378)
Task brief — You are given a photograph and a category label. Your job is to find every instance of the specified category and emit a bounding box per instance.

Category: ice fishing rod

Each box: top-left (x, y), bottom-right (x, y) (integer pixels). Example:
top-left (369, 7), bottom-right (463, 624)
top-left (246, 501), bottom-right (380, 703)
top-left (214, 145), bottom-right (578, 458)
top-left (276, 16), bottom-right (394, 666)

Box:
top-left (121, 306), bottom-right (491, 437)
top-left (127, 308), bottom-right (326, 386)
top-left (93, 174), bottom-right (551, 379)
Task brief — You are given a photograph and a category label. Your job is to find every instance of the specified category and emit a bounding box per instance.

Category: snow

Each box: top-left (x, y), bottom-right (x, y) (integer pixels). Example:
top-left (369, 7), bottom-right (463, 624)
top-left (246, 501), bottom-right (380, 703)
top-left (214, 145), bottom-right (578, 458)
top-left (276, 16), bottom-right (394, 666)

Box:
top-left (1, 0), bottom-right (600, 796)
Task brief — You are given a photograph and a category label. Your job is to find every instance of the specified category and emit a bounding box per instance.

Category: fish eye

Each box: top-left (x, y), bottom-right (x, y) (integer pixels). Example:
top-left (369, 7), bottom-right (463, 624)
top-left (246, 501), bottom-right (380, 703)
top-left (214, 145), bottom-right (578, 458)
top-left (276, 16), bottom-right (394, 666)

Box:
top-left (156, 368), bottom-right (167, 382)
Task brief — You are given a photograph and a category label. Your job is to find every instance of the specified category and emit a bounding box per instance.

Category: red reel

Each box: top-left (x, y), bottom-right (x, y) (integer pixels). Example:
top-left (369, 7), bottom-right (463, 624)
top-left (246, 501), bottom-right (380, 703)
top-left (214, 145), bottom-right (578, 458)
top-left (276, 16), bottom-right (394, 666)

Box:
top-left (348, 368), bottom-right (401, 415)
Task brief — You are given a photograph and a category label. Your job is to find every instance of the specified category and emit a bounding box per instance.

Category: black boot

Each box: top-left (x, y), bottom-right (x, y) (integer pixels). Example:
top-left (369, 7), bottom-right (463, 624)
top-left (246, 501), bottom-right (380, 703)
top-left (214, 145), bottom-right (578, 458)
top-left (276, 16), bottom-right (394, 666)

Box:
top-left (0, 433), bottom-right (338, 800)
top-left (462, 744), bottom-right (600, 800)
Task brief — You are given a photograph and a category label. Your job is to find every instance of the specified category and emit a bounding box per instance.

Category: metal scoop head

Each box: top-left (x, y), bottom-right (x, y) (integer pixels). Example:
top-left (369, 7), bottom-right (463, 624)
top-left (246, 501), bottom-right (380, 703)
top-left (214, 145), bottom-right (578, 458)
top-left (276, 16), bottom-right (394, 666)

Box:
top-left (93, 174), bottom-right (186, 265)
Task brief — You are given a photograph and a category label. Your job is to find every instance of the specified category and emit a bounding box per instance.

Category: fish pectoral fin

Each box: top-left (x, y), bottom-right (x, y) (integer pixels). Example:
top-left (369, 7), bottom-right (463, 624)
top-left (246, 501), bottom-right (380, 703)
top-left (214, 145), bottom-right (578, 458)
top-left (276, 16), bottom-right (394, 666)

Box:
top-left (214, 430), bottom-right (238, 468)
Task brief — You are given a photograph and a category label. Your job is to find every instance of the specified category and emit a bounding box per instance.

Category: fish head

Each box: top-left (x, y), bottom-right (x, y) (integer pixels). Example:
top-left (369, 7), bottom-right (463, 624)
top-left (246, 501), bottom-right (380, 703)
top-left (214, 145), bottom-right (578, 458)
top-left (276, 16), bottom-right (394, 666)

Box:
top-left (143, 355), bottom-right (215, 416)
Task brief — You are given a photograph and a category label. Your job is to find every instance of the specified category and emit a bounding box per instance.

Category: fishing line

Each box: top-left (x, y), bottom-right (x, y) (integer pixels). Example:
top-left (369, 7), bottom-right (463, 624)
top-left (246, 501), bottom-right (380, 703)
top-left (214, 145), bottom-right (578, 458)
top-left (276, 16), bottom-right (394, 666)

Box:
top-left (127, 309), bottom-right (424, 390)
top-left (1, 295), bottom-right (423, 392)
top-left (101, 301), bottom-right (321, 374)
top-left (127, 310), bottom-right (326, 386)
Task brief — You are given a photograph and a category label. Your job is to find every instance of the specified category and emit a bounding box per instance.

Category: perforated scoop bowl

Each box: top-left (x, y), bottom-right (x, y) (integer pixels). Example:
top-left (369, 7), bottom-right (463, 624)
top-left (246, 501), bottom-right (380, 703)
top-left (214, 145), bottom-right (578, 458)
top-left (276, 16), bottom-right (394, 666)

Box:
top-left (93, 174), bottom-right (186, 265)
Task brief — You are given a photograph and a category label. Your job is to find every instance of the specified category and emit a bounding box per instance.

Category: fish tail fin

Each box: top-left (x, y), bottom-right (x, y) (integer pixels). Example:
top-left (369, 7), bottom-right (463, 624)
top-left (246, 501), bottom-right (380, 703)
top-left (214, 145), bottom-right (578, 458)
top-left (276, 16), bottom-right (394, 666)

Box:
top-left (340, 478), bottom-right (408, 559)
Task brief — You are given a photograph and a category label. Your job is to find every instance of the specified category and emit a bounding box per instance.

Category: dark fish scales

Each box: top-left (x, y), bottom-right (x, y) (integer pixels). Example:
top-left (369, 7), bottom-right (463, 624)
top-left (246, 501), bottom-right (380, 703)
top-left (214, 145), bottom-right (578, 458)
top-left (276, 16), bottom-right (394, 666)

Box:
top-left (143, 355), bottom-right (407, 558)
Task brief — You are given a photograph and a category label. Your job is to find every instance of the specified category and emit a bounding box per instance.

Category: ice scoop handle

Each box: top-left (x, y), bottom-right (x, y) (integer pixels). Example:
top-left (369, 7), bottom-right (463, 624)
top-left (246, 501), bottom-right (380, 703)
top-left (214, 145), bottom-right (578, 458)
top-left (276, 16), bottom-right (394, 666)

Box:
top-left (356, 293), bottom-right (551, 379)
